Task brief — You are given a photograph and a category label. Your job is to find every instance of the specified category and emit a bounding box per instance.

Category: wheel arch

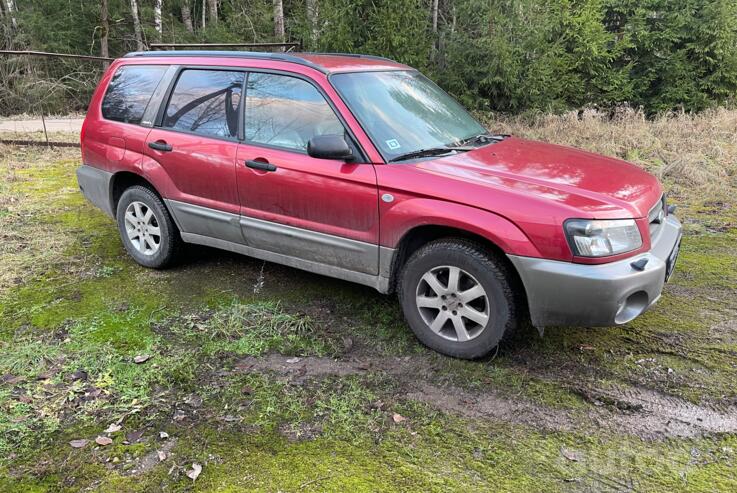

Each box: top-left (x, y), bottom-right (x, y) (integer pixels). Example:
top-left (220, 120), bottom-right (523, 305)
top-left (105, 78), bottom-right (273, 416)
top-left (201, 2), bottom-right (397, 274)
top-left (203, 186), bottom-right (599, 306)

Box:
top-left (110, 171), bottom-right (163, 214)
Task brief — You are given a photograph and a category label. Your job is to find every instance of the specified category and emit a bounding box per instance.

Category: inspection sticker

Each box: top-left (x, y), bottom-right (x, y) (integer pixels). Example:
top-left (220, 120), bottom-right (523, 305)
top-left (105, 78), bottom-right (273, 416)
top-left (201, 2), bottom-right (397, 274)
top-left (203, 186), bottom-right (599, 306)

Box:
top-left (385, 139), bottom-right (401, 150)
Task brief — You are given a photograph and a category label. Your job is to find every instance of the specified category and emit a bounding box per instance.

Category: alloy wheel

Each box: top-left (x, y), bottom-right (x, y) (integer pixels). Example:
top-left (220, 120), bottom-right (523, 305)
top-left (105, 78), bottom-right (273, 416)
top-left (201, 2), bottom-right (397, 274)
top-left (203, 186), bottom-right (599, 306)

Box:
top-left (415, 265), bottom-right (490, 342)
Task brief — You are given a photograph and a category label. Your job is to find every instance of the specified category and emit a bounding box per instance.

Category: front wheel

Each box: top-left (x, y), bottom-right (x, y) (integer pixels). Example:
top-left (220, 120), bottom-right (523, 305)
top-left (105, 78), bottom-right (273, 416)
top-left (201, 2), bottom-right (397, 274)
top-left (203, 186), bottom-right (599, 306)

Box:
top-left (116, 185), bottom-right (180, 269)
top-left (398, 239), bottom-right (521, 359)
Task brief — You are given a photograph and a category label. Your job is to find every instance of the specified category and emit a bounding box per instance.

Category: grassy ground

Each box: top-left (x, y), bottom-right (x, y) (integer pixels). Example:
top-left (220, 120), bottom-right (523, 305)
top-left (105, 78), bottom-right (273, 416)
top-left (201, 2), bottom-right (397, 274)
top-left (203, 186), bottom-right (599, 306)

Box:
top-left (1, 109), bottom-right (736, 491)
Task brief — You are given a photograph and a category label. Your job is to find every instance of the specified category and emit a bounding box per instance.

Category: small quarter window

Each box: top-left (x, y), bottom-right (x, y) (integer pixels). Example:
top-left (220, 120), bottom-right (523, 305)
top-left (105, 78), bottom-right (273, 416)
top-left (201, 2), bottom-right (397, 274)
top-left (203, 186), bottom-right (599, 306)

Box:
top-left (245, 73), bottom-right (344, 152)
top-left (102, 65), bottom-right (166, 124)
top-left (163, 69), bottom-right (244, 139)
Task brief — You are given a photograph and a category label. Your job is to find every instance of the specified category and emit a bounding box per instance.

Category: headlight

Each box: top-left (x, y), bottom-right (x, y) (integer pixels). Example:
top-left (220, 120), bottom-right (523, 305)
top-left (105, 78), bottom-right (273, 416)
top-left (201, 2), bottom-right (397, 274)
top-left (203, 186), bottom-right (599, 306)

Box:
top-left (564, 219), bottom-right (642, 257)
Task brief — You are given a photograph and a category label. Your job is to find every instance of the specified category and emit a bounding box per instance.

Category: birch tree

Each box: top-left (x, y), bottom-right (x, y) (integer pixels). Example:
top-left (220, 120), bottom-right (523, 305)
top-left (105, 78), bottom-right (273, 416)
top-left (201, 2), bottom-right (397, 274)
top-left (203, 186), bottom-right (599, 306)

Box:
top-left (154, 0), bottom-right (163, 40)
top-left (4, 0), bottom-right (17, 29)
top-left (130, 0), bottom-right (144, 50)
top-left (273, 0), bottom-right (285, 43)
top-left (201, 0), bottom-right (206, 29)
top-left (181, 0), bottom-right (194, 33)
top-left (306, 0), bottom-right (319, 46)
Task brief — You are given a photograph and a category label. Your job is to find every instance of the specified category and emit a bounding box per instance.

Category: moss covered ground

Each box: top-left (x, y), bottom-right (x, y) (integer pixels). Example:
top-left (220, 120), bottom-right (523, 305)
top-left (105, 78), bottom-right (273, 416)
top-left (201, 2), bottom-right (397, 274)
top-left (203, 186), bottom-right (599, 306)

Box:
top-left (0, 122), bottom-right (736, 492)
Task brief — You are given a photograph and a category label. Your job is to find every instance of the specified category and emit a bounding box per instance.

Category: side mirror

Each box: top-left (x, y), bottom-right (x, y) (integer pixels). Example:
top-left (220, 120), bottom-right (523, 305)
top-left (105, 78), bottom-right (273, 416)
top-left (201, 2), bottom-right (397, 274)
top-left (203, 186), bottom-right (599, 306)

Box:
top-left (307, 134), bottom-right (354, 161)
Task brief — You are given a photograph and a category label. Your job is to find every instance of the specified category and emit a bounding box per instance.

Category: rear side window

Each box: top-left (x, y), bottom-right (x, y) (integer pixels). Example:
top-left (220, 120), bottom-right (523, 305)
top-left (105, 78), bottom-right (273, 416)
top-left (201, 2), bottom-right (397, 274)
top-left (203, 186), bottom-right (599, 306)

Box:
top-left (162, 69), bottom-right (245, 139)
top-left (245, 73), bottom-right (344, 152)
top-left (101, 65), bottom-right (166, 124)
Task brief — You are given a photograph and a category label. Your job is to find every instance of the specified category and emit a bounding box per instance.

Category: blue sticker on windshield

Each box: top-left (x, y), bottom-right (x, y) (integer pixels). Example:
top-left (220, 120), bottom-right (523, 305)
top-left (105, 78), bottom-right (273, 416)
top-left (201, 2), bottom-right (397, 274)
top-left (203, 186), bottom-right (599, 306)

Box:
top-left (386, 139), bottom-right (401, 150)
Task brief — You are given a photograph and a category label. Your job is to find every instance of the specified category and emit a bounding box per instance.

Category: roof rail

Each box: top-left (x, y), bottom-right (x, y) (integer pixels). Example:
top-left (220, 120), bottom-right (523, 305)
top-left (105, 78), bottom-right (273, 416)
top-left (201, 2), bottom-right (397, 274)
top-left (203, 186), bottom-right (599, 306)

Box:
top-left (122, 50), bottom-right (327, 73)
top-left (302, 52), bottom-right (398, 63)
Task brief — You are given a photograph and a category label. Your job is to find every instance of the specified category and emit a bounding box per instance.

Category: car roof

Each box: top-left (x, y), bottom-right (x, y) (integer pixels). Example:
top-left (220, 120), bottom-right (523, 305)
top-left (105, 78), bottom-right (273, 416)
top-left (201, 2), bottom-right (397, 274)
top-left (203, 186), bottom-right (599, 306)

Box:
top-left (122, 50), bottom-right (410, 74)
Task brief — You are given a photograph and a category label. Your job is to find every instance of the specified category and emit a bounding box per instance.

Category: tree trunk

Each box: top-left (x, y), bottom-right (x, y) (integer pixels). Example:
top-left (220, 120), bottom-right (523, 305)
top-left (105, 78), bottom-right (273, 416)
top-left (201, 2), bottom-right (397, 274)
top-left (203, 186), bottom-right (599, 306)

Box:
top-left (201, 0), bottom-right (206, 30)
top-left (5, 0), bottom-right (17, 29)
top-left (154, 0), bottom-right (163, 41)
top-left (130, 0), bottom-right (144, 51)
top-left (208, 0), bottom-right (217, 25)
top-left (306, 0), bottom-right (319, 47)
top-left (101, 0), bottom-right (109, 64)
top-left (431, 0), bottom-right (438, 33)
top-left (273, 0), bottom-right (285, 43)
top-left (181, 1), bottom-right (194, 33)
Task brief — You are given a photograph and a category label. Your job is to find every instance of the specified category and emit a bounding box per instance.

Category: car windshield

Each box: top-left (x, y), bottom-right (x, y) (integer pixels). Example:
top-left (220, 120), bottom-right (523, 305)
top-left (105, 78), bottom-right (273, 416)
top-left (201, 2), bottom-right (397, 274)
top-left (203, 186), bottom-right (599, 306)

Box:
top-left (330, 70), bottom-right (487, 162)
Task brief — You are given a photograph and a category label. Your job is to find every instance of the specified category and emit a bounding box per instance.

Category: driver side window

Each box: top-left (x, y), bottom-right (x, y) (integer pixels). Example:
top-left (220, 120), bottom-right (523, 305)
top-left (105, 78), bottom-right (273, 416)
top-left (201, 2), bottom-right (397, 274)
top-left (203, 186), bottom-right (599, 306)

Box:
top-left (244, 72), bottom-right (344, 152)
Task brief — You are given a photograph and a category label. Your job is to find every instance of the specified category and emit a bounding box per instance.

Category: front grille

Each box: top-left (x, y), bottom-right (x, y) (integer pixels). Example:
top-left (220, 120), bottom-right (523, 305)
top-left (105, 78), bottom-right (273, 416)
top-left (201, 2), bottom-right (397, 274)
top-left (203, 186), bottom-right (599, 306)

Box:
top-left (648, 194), bottom-right (666, 239)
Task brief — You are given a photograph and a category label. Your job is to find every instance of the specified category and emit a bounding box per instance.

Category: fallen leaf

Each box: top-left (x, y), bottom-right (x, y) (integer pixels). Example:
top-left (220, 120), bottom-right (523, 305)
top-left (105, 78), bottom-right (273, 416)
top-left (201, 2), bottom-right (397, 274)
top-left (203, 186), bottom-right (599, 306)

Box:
top-left (36, 371), bottom-right (55, 380)
top-left (186, 463), bottom-right (202, 481)
top-left (159, 431), bottom-right (169, 439)
top-left (69, 439), bottom-right (88, 448)
top-left (95, 436), bottom-right (113, 446)
top-left (125, 430), bottom-right (144, 444)
top-left (561, 447), bottom-right (582, 462)
top-left (342, 336), bottom-right (354, 352)
top-left (1, 374), bottom-right (25, 385)
top-left (133, 355), bottom-right (150, 364)
top-left (184, 394), bottom-right (202, 408)
top-left (68, 369), bottom-right (88, 381)
top-left (104, 423), bottom-right (122, 434)
top-left (157, 450), bottom-right (167, 462)
top-left (286, 357), bottom-right (301, 364)
top-left (17, 394), bottom-right (33, 404)
top-left (392, 413), bottom-right (407, 424)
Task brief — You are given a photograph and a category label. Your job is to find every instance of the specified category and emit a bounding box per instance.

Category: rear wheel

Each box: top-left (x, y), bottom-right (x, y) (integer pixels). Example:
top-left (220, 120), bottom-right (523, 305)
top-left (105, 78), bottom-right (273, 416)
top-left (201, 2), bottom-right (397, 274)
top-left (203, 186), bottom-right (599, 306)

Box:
top-left (398, 238), bottom-right (520, 359)
top-left (116, 185), bottom-right (180, 269)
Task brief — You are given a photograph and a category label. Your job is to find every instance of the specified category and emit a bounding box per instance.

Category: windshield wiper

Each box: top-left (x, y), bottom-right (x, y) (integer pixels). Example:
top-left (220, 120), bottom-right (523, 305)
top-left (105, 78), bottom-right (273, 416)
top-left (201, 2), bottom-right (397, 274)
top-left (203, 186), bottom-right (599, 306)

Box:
top-left (455, 133), bottom-right (509, 147)
top-left (389, 146), bottom-right (473, 163)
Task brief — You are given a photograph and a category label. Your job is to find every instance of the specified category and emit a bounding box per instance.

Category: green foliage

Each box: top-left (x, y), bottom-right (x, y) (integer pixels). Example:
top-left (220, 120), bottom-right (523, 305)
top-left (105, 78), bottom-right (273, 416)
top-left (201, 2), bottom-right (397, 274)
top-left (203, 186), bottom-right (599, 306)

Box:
top-left (2, 0), bottom-right (737, 113)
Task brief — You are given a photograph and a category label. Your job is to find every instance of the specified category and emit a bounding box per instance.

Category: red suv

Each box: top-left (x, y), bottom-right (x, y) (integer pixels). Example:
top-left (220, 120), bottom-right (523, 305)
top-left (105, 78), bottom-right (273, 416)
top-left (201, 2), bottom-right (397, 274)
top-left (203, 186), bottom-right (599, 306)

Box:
top-left (77, 51), bottom-right (682, 359)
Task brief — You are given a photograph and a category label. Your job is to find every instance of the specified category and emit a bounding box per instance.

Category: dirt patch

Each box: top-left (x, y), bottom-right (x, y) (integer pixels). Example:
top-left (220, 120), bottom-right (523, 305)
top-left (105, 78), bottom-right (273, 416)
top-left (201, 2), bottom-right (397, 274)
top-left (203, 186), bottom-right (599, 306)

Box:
top-left (236, 354), bottom-right (737, 439)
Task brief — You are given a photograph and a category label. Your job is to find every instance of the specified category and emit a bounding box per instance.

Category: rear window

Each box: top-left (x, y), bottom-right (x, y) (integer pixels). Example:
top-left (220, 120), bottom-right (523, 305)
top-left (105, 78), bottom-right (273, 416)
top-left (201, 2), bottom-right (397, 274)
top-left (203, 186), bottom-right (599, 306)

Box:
top-left (162, 69), bottom-right (245, 139)
top-left (101, 65), bottom-right (166, 124)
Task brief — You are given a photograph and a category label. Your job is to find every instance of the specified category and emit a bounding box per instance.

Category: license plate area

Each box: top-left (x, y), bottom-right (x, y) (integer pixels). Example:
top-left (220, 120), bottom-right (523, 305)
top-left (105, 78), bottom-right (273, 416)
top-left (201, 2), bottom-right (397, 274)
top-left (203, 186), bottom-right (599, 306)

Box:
top-left (665, 236), bottom-right (682, 282)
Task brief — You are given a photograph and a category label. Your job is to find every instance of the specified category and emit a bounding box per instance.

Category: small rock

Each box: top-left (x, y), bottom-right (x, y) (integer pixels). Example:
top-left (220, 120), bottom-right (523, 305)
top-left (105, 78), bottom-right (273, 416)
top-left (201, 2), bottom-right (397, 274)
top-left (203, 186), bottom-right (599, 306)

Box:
top-left (392, 413), bottom-right (407, 424)
top-left (158, 450), bottom-right (167, 462)
top-left (69, 439), bottom-right (88, 448)
top-left (133, 355), bottom-right (150, 364)
top-left (286, 357), bottom-right (301, 364)
top-left (159, 431), bottom-right (169, 439)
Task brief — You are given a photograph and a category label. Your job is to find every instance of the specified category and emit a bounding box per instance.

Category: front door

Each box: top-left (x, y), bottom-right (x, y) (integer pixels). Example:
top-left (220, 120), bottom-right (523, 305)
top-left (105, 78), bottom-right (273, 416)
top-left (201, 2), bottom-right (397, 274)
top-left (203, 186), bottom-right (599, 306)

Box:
top-left (145, 68), bottom-right (246, 244)
top-left (235, 71), bottom-right (380, 274)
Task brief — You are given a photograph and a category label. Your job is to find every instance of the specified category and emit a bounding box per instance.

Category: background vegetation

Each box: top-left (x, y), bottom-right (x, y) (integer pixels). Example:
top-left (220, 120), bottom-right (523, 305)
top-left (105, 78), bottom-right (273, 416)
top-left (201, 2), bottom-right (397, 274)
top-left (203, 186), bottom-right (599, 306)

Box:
top-left (1, 0), bottom-right (737, 115)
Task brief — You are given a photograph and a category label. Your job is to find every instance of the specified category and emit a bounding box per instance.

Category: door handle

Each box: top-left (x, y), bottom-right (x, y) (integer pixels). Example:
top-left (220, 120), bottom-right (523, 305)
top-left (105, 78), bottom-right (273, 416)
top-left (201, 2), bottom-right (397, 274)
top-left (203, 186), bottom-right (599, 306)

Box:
top-left (245, 160), bottom-right (277, 172)
top-left (148, 141), bottom-right (172, 152)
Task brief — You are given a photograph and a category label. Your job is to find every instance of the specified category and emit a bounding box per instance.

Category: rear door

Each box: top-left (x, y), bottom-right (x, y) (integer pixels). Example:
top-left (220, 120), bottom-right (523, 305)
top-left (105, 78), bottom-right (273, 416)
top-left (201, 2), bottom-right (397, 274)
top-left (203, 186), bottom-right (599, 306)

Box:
top-left (145, 68), bottom-right (246, 244)
top-left (235, 71), bottom-right (380, 275)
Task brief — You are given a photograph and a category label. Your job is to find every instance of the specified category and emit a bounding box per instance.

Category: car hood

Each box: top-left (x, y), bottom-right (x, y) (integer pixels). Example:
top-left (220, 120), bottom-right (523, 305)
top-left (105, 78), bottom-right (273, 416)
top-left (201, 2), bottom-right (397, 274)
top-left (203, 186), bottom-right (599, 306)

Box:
top-left (415, 137), bottom-right (662, 218)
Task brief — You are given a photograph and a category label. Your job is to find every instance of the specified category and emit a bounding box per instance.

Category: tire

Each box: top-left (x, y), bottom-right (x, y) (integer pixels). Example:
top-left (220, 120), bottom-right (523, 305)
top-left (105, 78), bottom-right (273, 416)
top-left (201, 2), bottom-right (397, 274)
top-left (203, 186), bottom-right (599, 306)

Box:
top-left (116, 185), bottom-right (181, 269)
top-left (398, 238), bottom-right (521, 359)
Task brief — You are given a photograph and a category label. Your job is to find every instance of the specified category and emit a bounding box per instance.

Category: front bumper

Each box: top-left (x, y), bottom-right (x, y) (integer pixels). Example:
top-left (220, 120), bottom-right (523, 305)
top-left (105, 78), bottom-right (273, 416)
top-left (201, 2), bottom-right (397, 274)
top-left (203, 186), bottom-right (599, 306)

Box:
top-left (508, 215), bottom-right (682, 327)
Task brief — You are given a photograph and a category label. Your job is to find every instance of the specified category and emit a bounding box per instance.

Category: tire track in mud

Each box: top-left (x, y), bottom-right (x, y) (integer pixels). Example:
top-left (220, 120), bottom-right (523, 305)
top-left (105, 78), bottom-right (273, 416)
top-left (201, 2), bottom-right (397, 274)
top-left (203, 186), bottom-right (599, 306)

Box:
top-left (235, 354), bottom-right (737, 439)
